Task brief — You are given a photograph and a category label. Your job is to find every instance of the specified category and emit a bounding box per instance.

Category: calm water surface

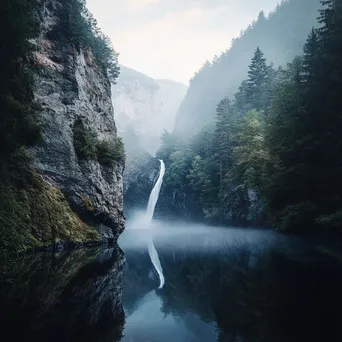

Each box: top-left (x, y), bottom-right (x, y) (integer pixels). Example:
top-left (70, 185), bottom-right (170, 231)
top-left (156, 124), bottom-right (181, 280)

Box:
top-left (1, 223), bottom-right (341, 342)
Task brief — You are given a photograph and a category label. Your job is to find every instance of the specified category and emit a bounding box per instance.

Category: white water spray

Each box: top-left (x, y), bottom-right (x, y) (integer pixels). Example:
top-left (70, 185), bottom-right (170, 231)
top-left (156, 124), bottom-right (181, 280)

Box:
top-left (146, 160), bottom-right (165, 221)
top-left (146, 160), bottom-right (165, 289)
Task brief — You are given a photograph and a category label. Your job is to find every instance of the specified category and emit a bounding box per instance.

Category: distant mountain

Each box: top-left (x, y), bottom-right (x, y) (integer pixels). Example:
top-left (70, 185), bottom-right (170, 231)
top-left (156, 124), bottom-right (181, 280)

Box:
top-left (112, 66), bottom-right (187, 155)
top-left (174, 0), bottom-right (321, 135)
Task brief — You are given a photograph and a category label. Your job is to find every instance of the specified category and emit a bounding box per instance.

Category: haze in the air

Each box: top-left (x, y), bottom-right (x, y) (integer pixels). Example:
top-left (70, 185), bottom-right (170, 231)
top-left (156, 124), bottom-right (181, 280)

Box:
top-left (87, 0), bottom-right (280, 84)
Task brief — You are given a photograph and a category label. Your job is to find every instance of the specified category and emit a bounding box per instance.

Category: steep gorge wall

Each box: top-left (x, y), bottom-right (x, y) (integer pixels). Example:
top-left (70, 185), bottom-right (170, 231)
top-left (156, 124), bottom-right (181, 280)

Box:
top-left (27, 0), bottom-right (124, 246)
top-left (112, 66), bottom-right (187, 155)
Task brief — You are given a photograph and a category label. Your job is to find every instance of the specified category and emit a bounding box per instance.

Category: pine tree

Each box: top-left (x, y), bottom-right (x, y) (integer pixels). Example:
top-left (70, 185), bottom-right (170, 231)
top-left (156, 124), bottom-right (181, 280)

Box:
top-left (52, 0), bottom-right (120, 83)
top-left (302, 29), bottom-right (319, 84)
top-left (246, 47), bottom-right (269, 111)
top-left (234, 80), bottom-right (250, 115)
top-left (265, 0), bottom-right (342, 231)
top-left (213, 98), bottom-right (234, 185)
top-left (313, 0), bottom-right (342, 224)
top-left (232, 110), bottom-right (267, 189)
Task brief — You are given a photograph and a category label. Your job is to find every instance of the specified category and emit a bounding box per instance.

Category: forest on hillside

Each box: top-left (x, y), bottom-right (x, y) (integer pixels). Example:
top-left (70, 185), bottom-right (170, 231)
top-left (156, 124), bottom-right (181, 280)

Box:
top-left (157, 0), bottom-right (342, 234)
top-left (174, 0), bottom-right (321, 134)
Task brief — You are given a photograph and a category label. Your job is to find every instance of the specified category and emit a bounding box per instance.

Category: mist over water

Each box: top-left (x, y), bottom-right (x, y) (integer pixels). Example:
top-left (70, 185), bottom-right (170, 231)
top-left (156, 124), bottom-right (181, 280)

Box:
top-left (118, 223), bottom-right (342, 342)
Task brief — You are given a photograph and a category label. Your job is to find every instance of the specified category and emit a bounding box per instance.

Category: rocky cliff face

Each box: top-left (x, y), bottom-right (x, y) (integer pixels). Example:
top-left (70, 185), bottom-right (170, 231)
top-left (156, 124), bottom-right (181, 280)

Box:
top-left (31, 0), bottom-right (124, 242)
top-left (112, 66), bottom-right (187, 155)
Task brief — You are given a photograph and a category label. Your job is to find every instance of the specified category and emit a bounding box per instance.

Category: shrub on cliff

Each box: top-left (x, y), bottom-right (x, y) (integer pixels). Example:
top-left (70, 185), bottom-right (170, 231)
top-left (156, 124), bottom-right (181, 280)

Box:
top-left (73, 120), bottom-right (125, 167)
top-left (73, 119), bottom-right (97, 160)
top-left (96, 138), bottom-right (125, 167)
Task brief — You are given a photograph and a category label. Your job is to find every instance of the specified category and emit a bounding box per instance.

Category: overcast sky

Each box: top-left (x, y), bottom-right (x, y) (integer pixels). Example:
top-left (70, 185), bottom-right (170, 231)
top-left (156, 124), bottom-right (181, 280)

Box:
top-left (87, 0), bottom-right (280, 84)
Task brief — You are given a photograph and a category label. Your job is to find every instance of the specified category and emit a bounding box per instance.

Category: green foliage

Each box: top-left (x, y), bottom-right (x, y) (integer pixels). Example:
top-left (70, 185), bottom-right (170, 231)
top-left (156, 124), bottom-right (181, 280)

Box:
top-left (158, 1), bottom-right (342, 232)
top-left (213, 98), bottom-right (235, 184)
top-left (0, 155), bottom-right (100, 258)
top-left (158, 51), bottom-right (275, 225)
top-left (0, 0), bottom-right (41, 160)
top-left (73, 119), bottom-right (97, 160)
top-left (264, 0), bottom-right (342, 232)
top-left (96, 137), bottom-right (126, 167)
top-left (317, 210), bottom-right (342, 230)
top-left (175, 0), bottom-right (322, 134)
top-left (246, 48), bottom-right (269, 112)
top-left (73, 119), bottom-right (125, 167)
top-left (0, 0), bottom-right (120, 254)
top-left (272, 202), bottom-right (318, 233)
top-left (232, 110), bottom-right (269, 189)
top-left (52, 0), bottom-right (120, 83)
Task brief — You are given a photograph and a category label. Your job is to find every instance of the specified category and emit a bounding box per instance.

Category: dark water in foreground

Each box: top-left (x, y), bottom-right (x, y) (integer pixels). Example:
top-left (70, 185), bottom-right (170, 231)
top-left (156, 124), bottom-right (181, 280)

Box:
top-left (1, 223), bottom-right (342, 342)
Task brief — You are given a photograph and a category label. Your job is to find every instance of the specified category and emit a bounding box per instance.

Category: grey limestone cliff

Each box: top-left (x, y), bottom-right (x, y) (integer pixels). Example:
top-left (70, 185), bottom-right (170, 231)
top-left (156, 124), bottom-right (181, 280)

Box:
top-left (112, 65), bottom-right (187, 155)
top-left (31, 0), bottom-right (124, 242)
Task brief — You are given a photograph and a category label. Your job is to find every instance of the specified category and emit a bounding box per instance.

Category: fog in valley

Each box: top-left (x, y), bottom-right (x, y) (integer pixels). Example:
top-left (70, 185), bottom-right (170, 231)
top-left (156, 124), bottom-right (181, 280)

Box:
top-left (2, 0), bottom-right (342, 341)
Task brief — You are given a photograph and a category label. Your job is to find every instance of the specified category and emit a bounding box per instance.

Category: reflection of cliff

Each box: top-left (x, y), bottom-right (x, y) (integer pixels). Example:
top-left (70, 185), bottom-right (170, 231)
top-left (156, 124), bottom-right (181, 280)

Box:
top-left (112, 65), bottom-right (187, 155)
top-left (0, 248), bottom-right (125, 342)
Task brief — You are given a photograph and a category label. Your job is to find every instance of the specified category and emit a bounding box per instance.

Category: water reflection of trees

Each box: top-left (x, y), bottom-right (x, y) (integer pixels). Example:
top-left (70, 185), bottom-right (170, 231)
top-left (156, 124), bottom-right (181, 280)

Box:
top-left (122, 250), bottom-right (159, 315)
top-left (0, 248), bottom-right (125, 342)
top-left (156, 246), bottom-right (277, 341)
top-left (156, 241), bottom-right (342, 342)
top-left (121, 231), bottom-right (342, 342)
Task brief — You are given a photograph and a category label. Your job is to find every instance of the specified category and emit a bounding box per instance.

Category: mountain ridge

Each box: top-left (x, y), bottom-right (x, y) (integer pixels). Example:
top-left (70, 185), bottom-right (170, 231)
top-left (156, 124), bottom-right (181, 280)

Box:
top-left (112, 65), bottom-right (187, 154)
top-left (174, 0), bottom-right (321, 135)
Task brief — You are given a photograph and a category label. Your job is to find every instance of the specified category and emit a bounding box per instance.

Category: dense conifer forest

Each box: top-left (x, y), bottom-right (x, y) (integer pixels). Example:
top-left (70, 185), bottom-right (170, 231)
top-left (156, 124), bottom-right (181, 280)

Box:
top-left (174, 0), bottom-right (322, 134)
top-left (157, 0), bottom-right (342, 233)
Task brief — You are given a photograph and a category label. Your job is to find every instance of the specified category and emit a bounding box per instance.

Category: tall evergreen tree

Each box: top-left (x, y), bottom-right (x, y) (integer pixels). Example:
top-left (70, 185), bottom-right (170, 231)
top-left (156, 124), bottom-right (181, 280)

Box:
top-left (234, 80), bottom-right (249, 115)
top-left (265, 0), bottom-right (342, 230)
top-left (232, 110), bottom-right (268, 190)
top-left (302, 29), bottom-right (320, 84)
top-left (53, 0), bottom-right (120, 83)
top-left (213, 98), bottom-right (234, 185)
top-left (156, 0), bottom-right (342, 230)
top-left (246, 47), bottom-right (269, 111)
top-left (313, 0), bottom-right (342, 225)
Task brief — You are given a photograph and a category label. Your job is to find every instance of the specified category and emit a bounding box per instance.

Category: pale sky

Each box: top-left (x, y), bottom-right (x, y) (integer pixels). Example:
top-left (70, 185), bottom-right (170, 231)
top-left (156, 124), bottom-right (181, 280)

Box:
top-left (87, 0), bottom-right (280, 84)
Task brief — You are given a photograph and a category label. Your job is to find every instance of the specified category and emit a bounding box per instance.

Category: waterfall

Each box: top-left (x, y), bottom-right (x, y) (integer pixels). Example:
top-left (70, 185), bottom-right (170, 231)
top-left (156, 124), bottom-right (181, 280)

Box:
top-left (146, 160), bottom-right (165, 221)
top-left (146, 160), bottom-right (165, 289)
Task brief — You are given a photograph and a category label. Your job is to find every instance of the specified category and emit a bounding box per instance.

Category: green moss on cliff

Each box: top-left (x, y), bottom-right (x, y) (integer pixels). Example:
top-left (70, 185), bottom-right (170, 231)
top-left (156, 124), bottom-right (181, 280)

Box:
top-left (73, 119), bottom-right (125, 167)
top-left (0, 155), bottom-right (100, 258)
top-left (96, 138), bottom-right (126, 167)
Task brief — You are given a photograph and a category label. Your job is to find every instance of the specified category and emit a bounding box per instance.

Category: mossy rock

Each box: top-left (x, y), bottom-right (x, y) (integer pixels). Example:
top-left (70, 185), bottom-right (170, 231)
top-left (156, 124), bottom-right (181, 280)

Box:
top-left (0, 166), bottom-right (101, 259)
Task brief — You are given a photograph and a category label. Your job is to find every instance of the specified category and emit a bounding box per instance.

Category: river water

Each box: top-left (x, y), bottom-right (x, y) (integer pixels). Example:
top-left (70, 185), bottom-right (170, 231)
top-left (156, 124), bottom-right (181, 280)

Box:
top-left (1, 223), bottom-right (341, 342)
